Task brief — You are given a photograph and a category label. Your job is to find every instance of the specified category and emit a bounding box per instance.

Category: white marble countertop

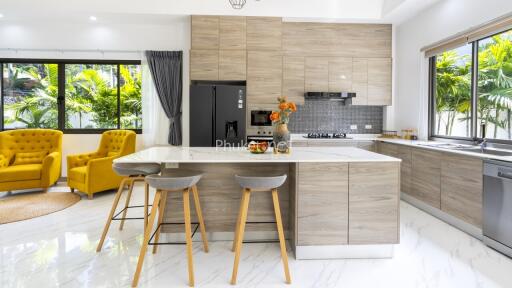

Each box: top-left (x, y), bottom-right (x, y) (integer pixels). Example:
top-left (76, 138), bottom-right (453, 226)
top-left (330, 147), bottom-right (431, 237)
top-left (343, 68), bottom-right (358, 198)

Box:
top-left (377, 138), bottom-right (512, 162)
top-left (291, 134), bottom-right (379, 142)
top-left (114, 146), bottom-right (400, 164)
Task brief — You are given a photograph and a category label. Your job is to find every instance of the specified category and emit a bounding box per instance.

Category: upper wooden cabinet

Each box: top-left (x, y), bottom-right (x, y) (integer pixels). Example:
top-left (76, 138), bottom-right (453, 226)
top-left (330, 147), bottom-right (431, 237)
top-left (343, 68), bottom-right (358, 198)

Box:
top-left (219, 16), bottom-right (246, 50)
top-left (247, 50), bottom-right (282, 104)
top-left (305, 57), bottom-right (329, 92)
top-left (190, 49), bottom-right (219, 80)
top-left (351, 58), bottom-right (368, 105)
top-left (367, 58), bottom-right (392, 105)
top-left (246, 17), bottom-right (282, 50)
top-left (191, 16), bottom-right (219, 50)
top-left (219, 50), bottom-right (246, 80)
top-left (282, 56), bottom-right (305, 104)
top-left (328, 57), bottom-right (353, 92)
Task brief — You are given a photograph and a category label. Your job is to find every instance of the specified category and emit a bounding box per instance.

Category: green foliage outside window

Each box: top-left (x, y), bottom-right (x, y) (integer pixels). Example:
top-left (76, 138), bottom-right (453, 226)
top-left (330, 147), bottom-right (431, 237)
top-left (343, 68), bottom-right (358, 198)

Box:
top-left (2, 62), bottom-right (142, 130)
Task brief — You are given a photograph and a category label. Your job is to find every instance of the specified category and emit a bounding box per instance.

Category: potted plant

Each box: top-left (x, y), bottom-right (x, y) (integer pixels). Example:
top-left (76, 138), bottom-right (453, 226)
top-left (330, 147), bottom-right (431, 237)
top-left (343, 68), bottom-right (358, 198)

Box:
top-left (270, 96), bottom-right (297, 153)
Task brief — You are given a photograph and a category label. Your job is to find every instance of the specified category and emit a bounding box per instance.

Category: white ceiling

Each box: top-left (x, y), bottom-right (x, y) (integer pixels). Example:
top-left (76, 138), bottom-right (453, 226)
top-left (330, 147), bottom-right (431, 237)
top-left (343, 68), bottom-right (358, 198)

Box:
top-left (0, 0), bottom-right (442, 24)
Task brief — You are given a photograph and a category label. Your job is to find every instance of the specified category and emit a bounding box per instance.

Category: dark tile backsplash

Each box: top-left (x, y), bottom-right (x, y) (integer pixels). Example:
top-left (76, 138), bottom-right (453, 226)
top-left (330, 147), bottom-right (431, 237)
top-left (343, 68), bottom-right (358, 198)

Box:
top-left (288, 101), bottom-right (383, 134)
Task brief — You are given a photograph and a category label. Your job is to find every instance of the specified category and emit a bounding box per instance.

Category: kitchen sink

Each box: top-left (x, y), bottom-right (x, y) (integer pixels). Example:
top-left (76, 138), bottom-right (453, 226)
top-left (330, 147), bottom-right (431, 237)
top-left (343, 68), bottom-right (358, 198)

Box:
top-left (454, 147), bottom-right (512, 156)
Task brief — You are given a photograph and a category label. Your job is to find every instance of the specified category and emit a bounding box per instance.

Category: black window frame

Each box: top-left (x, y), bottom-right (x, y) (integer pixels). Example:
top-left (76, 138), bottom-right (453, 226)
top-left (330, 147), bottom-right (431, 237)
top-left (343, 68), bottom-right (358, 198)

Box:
top-left (428, 28), bottom-right (512, 145)
top-left (0, 58), bottom-right (142, 134)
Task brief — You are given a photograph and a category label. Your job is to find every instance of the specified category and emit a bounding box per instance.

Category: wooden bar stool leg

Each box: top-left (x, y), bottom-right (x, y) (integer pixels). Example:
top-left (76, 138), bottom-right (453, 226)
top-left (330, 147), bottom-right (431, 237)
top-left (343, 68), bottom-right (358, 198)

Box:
top-left (96, 178), bottom-right (128, 252)
top-left (183, 188), bottom-right (195, 287)
top-left (119, 178), bottom-right (135, 231)
top-left (231, 188), bottom-right (251, 285)
top-left (191, 185), bottom-right (209, 253)
top-left (144, 181), bottom-right (149, 230)
top-left (132, 190), bottom-right (162, 288)
top-left (272, 188), bottom-right (291, 284)
top-left (232, 194), bottom-right (244, 252)
top-left (152, 190), bottom-right (169, 254)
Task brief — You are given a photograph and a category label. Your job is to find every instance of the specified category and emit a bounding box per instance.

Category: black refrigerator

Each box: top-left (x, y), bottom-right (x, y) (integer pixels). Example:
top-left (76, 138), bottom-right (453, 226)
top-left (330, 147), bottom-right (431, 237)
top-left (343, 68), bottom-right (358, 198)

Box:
top-left (190, 82), bottom-right (246, 147)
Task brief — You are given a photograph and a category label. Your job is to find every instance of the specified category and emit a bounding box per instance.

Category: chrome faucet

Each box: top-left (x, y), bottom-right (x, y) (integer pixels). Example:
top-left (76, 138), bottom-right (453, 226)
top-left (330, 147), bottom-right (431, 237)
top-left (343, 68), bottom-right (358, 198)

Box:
top-left (479, 139), bottom-right (488, 150)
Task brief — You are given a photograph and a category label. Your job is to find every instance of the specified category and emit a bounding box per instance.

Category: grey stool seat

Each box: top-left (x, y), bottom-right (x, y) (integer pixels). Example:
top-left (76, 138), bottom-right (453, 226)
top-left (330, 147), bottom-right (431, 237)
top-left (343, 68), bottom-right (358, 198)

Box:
top-left (235, 174), bottom-right (287, 190)
top-left (112, 162), bottom-right (161, 176)
top-left (146, 170), bottom-right (203, 191)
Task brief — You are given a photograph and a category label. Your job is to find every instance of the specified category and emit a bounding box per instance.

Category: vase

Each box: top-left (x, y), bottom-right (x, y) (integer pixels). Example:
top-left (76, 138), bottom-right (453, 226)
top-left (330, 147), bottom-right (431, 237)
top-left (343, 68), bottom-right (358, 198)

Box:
top-left (273, 123), bottom-right (290, 154)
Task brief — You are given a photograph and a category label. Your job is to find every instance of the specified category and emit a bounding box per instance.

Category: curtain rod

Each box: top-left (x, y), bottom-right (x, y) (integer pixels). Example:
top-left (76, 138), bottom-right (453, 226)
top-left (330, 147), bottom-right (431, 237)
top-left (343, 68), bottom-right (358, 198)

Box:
top-left (0, 48), bottom-right (142, 54)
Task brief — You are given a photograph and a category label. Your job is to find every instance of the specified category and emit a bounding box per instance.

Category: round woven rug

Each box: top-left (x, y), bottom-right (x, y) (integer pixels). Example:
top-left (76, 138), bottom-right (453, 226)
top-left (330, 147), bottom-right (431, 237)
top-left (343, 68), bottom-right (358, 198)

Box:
top-left (0, 192), bottom-right (81, 224)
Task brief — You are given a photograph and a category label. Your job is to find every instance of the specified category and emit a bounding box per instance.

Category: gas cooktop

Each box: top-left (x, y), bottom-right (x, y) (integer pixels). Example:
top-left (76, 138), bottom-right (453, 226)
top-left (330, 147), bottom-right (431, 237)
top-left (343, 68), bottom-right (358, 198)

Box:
top-left (303, 133), bottom-right (352, 139)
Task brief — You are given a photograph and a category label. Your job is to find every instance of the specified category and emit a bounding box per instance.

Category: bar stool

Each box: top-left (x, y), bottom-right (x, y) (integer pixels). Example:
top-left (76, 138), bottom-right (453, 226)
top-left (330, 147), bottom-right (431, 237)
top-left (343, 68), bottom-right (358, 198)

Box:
top-left (132, 170), bottom-right (209, 288)
top-left (231, 174), bottom-right (291, 285)
top-left (96, 163), bottom-right (161, 252)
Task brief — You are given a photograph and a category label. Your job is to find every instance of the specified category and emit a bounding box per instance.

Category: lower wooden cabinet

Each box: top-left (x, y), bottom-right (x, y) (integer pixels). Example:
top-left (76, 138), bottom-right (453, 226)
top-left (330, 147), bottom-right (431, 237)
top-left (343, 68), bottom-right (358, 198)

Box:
top-left (411, 148), bottom-right (442, 209)
top-left (440, 154), bottom-right (483, 228)
top-left (377, 141), bottom-right (483, 229)
top-left (348, 162), bottom-right (400, 244)
top-left (297, 163), bottom-right (348, 245)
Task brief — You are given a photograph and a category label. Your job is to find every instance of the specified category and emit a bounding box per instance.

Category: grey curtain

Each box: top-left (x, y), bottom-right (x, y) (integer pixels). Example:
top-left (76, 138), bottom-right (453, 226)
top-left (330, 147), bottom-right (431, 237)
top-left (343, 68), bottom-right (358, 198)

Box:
top-left (145, 51), bottom-right (183, 145)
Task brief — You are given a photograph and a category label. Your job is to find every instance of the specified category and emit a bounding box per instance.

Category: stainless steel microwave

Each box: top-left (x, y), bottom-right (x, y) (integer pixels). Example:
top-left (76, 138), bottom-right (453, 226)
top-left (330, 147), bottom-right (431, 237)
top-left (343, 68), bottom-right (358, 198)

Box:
top-left (250, 110), bottom-right (272, 127)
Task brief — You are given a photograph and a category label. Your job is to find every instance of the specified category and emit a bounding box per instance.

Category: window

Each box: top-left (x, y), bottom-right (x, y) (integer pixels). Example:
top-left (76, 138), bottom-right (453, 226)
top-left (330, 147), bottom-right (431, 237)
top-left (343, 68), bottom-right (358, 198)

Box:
top-left (2, 63), bottom-right (59, 129)
top-left (477, 30), bottom-right (512, 140)
top-left (432, 44), bottom-right (472, 138)
top-left (0, 59), bottom-right (141, 133)
top-left (429, 28), bottom-right (512, 142)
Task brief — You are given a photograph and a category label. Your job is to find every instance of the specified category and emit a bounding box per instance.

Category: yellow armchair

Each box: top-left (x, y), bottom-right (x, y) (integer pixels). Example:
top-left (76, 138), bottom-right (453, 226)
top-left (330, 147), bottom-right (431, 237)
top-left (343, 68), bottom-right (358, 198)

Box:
top-left (0, 129), bottom-right (62, 192)
top-left (67, 130), bottom-right (136, 199)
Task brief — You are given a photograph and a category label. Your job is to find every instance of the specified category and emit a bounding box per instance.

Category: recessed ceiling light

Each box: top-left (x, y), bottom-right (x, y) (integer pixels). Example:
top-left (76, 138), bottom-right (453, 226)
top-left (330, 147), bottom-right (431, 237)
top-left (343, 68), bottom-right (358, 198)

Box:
top-left (0, 14), bottom-right (4, 18)
top-left (89, 16), bottom-right (97, 21)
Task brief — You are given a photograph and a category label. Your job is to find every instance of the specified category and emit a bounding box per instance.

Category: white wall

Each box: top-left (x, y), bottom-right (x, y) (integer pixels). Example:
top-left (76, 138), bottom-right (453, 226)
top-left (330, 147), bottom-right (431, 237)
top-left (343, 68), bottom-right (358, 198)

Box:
top-left (0, 16), bottom-right (191, 176)
top-left (394, 0), bottom-right (512, 138)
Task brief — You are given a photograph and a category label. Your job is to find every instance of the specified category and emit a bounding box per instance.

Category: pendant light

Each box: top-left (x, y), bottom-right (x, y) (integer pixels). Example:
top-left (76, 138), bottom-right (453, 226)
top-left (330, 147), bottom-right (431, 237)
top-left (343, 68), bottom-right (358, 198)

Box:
top-left (229, 0), bottom-right (247, 9)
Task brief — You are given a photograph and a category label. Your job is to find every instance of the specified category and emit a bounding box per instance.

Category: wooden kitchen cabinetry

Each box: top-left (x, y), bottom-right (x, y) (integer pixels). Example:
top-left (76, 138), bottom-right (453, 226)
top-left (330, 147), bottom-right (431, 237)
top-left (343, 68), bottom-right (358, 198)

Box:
top-left (348, 162), bottom-right (400, 244)
top-left (247, 50), bottom-right (282, 104)
top-left (305, 57), bottom-right (329, 92)
top-left (297, 163), bottom-right (349, 245)
top-left (219, 50), bottom-right (246, 80)
top-left (282, 56), bottom-right (305, 104)
top-left (351, 58), bottom-right (368, 105)
top-left (328, 57), bottom-right (353, 92)
top-left (411, 148), bottom-right (442, 209)
top-left (367, 58), bottom-right (392, 106)
top-left (191, 15), bottom-right (219, 50)
top-left (246, 17), bottom-right (282, 50)
top-left (440, 154), bottom-right (483, 228)
top-left (377, 141), bottom-right (483, 229)
top-left (190, 50), bottom-right (219, 80)
top-left (219, 16), bottom-right (246, 50)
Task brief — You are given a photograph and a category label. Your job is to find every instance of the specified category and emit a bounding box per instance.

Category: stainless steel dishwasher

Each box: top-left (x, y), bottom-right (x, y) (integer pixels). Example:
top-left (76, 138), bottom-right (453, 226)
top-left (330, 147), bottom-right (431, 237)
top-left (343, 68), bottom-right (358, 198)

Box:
top-left (483, 160), bottom-right (512, 257)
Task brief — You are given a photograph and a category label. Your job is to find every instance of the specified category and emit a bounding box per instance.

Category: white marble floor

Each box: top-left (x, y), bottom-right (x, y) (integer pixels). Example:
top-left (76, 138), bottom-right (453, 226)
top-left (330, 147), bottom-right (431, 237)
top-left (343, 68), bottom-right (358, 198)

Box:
top-left (1, 183), bottom-right (512, 288)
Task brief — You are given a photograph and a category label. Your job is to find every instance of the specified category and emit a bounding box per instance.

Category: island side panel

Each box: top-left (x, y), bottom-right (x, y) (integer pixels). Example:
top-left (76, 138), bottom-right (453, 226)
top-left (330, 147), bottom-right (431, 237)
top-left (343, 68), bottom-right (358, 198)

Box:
top-left (297, 162), bottom-right (349, 245)
top-left (288, 163), bottom-right (298, 253)
top-left (161, 163), bottom-right (290, 234)
top-left (348, 162), bottom-right (400, 244)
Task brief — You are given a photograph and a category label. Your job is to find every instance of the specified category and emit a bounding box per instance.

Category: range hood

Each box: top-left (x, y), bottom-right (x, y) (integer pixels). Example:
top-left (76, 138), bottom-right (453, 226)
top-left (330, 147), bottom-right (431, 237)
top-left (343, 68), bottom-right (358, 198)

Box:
top-left (304, 92), bottom-right (356, 104)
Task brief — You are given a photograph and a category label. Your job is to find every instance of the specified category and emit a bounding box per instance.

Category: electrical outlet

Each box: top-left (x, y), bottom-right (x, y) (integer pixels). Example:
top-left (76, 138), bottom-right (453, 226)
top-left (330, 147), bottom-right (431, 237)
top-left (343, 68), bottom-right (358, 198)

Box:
top-left (350, 125), bottom-right (357, 130)
top-left (365, 124), bottom-right (372, 129)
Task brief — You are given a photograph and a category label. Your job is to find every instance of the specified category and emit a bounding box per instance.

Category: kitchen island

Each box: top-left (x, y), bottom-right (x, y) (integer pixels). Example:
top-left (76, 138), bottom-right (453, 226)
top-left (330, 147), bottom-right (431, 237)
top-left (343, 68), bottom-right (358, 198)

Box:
top-left (115, 146), bottom-right (401, 259)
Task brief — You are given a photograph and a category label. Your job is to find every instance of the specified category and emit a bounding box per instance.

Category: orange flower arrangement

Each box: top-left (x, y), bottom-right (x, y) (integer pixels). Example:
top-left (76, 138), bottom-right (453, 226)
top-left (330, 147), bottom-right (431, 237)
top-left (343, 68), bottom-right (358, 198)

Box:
top-left (270, 96), bottom-right (296, 125)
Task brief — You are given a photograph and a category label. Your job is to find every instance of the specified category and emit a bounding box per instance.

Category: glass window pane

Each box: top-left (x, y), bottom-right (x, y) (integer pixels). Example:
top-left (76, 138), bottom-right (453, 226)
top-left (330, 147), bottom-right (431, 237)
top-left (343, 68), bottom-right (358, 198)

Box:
top-left (2, 63), bottom-right (59, 129)
top-left (120, 65), bottom-right (142, 129)
top-left (65, 64), bottom-right (118, 129)
top-left (433, 44), bottom-right (472, 137)
top-left (477, 29), bottom-right (512, 140)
